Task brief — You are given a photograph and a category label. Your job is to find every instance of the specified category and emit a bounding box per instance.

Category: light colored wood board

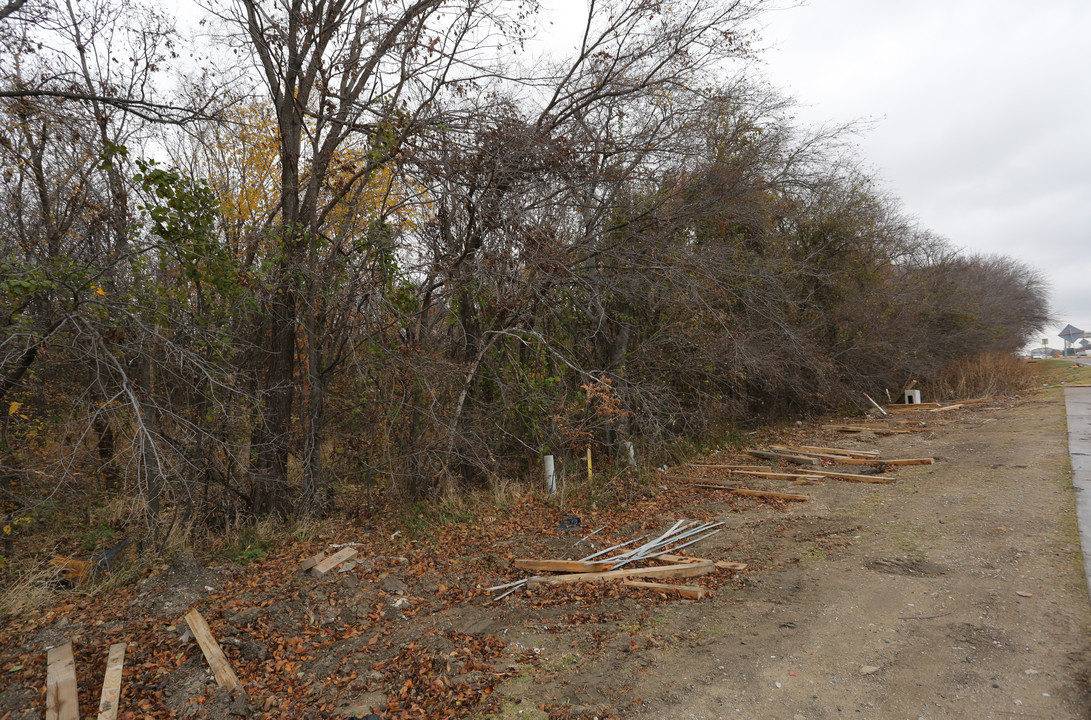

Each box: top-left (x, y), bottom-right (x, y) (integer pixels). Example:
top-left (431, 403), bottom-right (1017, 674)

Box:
top-left (527, 561), bottom-right (715, 586)
top-left (805, 468), bottom-right (895, 484)
top-left (821, 425), bottom-right (928, 434)
top-left (728, 487), bottom-right (810, 502)
top-left (686, 463), bottom-right (772, 470)
top-left (771, 450), bottom-right (934, 466)
top-left (929, 404), bottom-right (964, 412)
top-left (885, 402), bottom-right (941, 409)
top-left (184, 609), bottom-right (241, 690)
top-left (652, 554), bottom-right (747, 571)
top-left (46, 641), bottom-right (79, 720)
top-left (96, 642), bottom-right (126, 720)
top-left (311, 547), bottom-right (359, 577)
top-left (779, 444), bottom-right (880, 458)
top-left (726, 470), bottom-right (824, 481)
top-left (746, 450), bottom-right (820, 465)
top-left (948, 397), bottom-right (992, 405)
top-left (513, 559), bottom-right (616, 573)
top-left (299, 551), bottom-right (327, 571)
top-left (664, 475), bottom-right (739, 484)
top-left (622, 580), bottom-right (710, 599)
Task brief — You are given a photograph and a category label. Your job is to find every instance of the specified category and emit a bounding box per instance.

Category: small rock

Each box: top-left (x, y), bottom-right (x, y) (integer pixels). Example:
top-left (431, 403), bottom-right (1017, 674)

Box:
top-left (1016, 591), bottom-right (1032, 597)
top-left (860, 665), bottom-right (881, 675)
top-left (380, 575), bottom-right (408, 595)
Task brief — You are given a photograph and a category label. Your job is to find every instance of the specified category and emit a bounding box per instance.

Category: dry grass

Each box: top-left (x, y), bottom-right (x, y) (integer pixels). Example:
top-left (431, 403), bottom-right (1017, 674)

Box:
top-left (923, 352), bottom-right (1039, 400)
top-left (0, 556), bottom-right (67, 620)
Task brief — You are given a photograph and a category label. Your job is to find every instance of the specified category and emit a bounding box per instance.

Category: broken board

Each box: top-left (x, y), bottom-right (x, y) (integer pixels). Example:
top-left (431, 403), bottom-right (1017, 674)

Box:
top-left (513, 559), bottom-right (616, 573)
top-left (310, 547), bottom-right (359, 577)
top-left (184, 609), bottom-right (241, 690)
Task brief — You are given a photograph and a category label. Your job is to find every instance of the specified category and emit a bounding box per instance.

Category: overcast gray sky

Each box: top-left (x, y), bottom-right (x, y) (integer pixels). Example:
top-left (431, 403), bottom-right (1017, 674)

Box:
top-left (757, 0), bottom-right (1091, 348)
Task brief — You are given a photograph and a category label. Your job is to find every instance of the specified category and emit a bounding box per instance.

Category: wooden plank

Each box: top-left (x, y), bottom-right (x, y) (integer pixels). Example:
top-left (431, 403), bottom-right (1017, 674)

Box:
top-left (652, 554), bottom-right (747, 571)
top-left (779, 444), bottom-right (880, 458)
top-left (698, 486), bottom-right (808, 501)
top-left (622, 580), bottom-right (710, 599)
top-left (725, 469), bottom-right (824, 481)
top-left (769, 449), bottom-right (934, 466)
top-left (299, 551), bottom-right (327, 571)
top-left (310, 547), bottom-right (359, 577)
top-left (821, 425), bottom-right (928, 434)
top-left (184, 609), bottom-right (240, 690)
top-left (745, 450), bottom-right (820, 466)
top-left (803, 468), bottom-right (895, 484)
top-left (929, 404), bottom-right (964, 412)
top-left (96, 642), bottom-right (126, 720)
top-left (527, 561), bottom-right (715, 587)
top-left (686, 463), bottom-right (772, 470)
top-left (513, 559), bottom-right (616, 573)
top-left (46, 641), bottom-right (79, 720)
top-left (884, 403), bottom-right (941, 411)
top-left (949, 397), bottom-right (992, 405)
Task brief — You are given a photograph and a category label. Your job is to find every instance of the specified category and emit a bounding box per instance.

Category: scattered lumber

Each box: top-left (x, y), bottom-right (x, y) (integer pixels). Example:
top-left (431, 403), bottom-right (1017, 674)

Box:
top-left (949, 397), bottom-right (992, 405)
top-left (527, 560), bottom-right (715, 587)
top-left (310, 547), bottom-right (359, 577)
top-left (745, 450), bottom-right (820, 466)
top-left (929, 404), bottom-right (963, 412)
top-left (299, 551), bottom-right (327, 571)
top-left (652, 554), bottom-right (747, 571)
top-left (513, 559), bottom-right (616, 573)
top-left (622, 580), bottom-right (710, 599)
top-left (664, 475), bottom-right (739, 485)
top-left (778, 444), bottom-right (880, 458)
top-left (97, 642), bottom-right (126, 720)
top-left (46, 641), bottom-right (79, 720)
top-left (184, 609), bottom-right (241, 690)
top-left (722, 487), bottom-right (809, 502)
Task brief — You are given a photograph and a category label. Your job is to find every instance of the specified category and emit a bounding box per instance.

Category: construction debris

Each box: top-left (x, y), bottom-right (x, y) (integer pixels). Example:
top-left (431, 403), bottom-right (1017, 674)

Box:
top-left (46, 641), bottom-right (79, 720)
top-left (779, 444), bottom-right (879, 458)
top-left (97, 642), bottom-right (126, 720)
top-left (821, 424), bottom-right (929, 434)
top-left (746, 450), bottom-right (820, 465)
top-left (310, 547), bottom-right (359, 577)
top-left (184, 609), bottom-right (241, 690)
top-left (622, 580), bottom-right (710, 599)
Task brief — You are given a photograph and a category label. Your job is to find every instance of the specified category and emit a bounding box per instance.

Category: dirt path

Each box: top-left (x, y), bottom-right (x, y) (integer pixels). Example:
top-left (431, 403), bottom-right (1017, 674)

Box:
top-left (489, 390), bottom-right (1091, 719)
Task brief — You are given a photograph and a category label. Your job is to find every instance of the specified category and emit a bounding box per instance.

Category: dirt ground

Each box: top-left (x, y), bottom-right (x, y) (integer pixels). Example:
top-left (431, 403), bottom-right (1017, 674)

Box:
top-left (3, 374), bottom-right (1090, 720)
top-left (481, 387), bottom-right (1091, 719)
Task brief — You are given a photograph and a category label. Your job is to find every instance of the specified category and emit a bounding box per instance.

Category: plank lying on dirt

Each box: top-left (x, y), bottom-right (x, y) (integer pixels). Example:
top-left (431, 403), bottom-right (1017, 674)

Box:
top-left (803, 468), bottom-right (896, 484)
top-left (311, 547), bottom-right (359, 577)
top-left (949, 397), bottom-right (992, 405)
top-left (821, 424), bottom-right (929, 434)
top-left (700, 486), bottom-right (809, 502)
top-left (779, 444), bottom-right (880, 458)
top-left (769, 449), bottom-right (934, 466)
top-left (885, 402), bottom-right (941, 410)
top-left (686, 463), bottom-right (772, 470)
top-left (724, 469), bottom-right (825, 481)
top-left (299, 551), bottom-right (327, 571)
top-left (97, 642), bottom-right (126, 720)
top-left (527, 561), bottom-right (715, 586)
top-left (929, 404), bottom-right (964, 412)
top-left (746, 450), bottom-right (820, 465)
top-left (513, 559), bottom-right (616, 573)
top-left (622, 580), bottom-right (710, 599)
top-left (46, 641), bottom-right (79, 720)
top-left (664, 475), bottom-right (740, 485)
top-left (184, 609), bottom-right (241, 690)
top-left (652, 554), bottom-right (748, 571)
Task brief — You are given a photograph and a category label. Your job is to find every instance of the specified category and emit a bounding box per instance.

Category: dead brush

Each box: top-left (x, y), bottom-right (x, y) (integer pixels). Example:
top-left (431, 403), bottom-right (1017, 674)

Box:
top-left (0, 555), bottom-right (68, 619)
top-left (923, 352), bottom-right (1038, 400)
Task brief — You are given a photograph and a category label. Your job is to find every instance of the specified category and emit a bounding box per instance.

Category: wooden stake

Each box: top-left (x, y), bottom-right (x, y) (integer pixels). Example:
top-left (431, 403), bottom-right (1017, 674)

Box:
top-left (46, 641), bottom-right (79, 720)
top-left (96, 642), bottom-right (126, 720)
top-left (310, 547), bottom-right (359, 577)
top-left (622, 580), bottom-right (710, 599)
top-left (586, 446), bottom-right (592, 480)
top-left (184, 609), bottom-right (240, 690)
top-left (527, 561), bottom-right (715, 587)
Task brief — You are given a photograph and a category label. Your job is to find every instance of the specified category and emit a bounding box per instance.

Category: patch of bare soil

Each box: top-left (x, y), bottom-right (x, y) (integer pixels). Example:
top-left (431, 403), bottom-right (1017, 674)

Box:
top-left (492, 390), bottom-right (1090, 720)
top-left (3, 386), bottom-right (1089, 720)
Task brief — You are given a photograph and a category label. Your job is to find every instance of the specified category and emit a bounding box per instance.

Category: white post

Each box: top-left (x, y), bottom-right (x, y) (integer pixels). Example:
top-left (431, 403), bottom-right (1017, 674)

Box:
top-left (625, 441), bottom-right (637, 470)
top-left (544, 454), bottom-right (556, 495)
